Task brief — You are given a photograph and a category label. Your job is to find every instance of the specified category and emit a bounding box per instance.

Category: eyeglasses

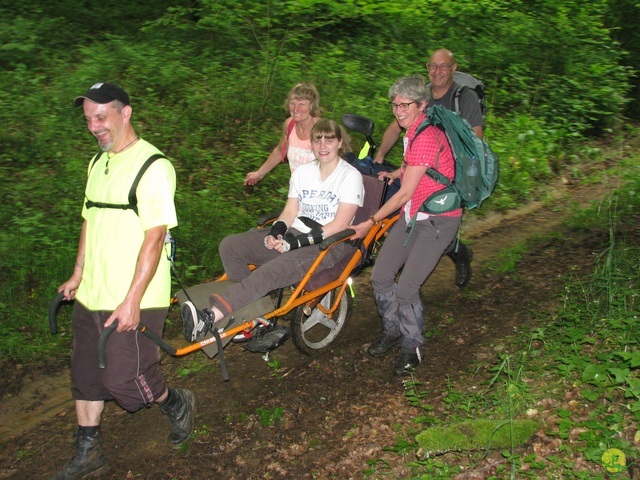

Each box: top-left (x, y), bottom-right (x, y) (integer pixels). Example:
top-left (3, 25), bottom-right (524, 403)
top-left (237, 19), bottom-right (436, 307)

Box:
top-left (389, 101), bottom-right (417, 111)
top-left (427, 63), bottom-right (453, 71)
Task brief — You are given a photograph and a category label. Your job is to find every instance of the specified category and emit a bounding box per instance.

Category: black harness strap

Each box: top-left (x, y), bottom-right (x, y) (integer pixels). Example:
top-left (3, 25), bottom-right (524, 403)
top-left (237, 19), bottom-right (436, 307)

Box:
top-left (85, 152), bottom-right (166, 215)
top-left (210, 327), bottom-right (230, 382)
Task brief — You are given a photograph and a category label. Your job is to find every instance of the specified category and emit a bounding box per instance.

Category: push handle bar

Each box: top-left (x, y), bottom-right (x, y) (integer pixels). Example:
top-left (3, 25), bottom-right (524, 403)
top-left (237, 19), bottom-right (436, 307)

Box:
top-left (48, 292), bottom-right (66, 334)
top-left (97, 319), bottom-right (177, 369)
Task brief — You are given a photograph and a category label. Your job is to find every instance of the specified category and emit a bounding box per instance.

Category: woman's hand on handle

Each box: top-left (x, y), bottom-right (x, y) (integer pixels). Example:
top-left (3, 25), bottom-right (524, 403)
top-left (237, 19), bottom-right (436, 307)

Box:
top-left (378, 168), bottom-right (400, 184)
top-left (350, 219), bottom-right (375, 240)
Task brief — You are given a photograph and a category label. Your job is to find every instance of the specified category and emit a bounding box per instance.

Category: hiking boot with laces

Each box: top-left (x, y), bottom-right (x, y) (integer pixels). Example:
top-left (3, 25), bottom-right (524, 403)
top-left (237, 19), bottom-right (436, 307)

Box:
top-left (367, 333), bottom-right (401, 358)
top-left (53, 430), bottom-right (109, 480)
top-left (159, 388), bottom-right (196, 445)
top-left (393, 350), bottom-right (422, 377)
top-left (181, 301), bottom-right (213, 342)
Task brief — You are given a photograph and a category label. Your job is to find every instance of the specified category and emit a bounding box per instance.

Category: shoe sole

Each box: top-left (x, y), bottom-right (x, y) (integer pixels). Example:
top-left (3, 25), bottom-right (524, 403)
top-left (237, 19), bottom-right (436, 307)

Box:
top-left (54, 458), bottom-right (109, 480)
top-left (85, 462), bottom-right (110, 478)
top-left (180, 302), bottom-right (199, 342)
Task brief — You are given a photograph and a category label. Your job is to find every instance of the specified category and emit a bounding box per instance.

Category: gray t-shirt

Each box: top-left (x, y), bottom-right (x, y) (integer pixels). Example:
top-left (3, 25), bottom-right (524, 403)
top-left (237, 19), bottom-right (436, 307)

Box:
top-left (428, 82), bottom-right (484, 128)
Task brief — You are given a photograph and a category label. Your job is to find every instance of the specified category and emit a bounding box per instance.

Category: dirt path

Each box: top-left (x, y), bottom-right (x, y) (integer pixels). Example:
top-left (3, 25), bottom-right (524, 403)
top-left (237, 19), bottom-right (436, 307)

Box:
top-left (0, 173), bottom-right (619, 479)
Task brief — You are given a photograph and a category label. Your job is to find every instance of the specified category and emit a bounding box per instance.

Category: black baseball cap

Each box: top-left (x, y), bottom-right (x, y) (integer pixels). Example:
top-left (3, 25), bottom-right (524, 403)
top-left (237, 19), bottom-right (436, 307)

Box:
top-left (73, 82), bottom-right (130, 107)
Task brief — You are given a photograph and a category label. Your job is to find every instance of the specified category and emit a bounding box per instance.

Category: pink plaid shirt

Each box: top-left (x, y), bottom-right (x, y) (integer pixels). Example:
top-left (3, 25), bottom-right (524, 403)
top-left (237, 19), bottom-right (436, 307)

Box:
top-left (401, 113), bottom-right (462, 218)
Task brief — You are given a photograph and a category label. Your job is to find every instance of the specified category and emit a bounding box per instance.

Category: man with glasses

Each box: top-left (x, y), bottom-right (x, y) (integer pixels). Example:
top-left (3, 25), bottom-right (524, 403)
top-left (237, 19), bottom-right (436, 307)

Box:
top-left (373, 48), bottom-right (483, 288)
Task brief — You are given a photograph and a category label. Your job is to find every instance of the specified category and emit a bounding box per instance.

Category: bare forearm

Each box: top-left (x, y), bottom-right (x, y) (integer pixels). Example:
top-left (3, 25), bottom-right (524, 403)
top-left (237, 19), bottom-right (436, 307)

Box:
top-left (372, 166), bottom-right (425, 221)
top-left (372, 191), bottom-right (409, 222)
top-left (74, 221), bottom-right (87, 275)
top-left (123, 226), bottom-right (166, 305)
top-left (320, 204), bottom-right (359, 238)
top-left (373, 120), bottom-right (402, 163)
top-left (256, 147), bottom-right (282, 176)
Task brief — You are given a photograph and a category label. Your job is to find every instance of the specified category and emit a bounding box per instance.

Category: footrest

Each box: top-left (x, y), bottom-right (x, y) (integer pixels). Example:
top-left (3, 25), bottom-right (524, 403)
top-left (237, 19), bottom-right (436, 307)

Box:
top-left (175, 280), bottom-right (275, 358)
top-left (244, 325), bottom-right (290, 353)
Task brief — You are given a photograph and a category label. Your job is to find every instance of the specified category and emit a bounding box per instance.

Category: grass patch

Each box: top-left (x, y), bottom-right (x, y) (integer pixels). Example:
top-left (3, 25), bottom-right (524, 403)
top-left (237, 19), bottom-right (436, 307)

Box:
top-left (415, 419), bottom-right (539, 457)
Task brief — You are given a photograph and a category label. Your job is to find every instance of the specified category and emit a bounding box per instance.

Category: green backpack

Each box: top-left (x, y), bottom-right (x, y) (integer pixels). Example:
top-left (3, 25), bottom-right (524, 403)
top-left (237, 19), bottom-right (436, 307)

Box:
top-left (415, 105), bottom-right (498, 214)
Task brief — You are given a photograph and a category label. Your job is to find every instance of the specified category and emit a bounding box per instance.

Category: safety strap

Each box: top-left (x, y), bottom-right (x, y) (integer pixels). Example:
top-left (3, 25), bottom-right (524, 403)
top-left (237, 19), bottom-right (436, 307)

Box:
top-left (210, 327), bottom-right (229, 382)
top-left (85, 152), bottom-right (166, 215)
top-left (298, 216), bottom-right (325, 244)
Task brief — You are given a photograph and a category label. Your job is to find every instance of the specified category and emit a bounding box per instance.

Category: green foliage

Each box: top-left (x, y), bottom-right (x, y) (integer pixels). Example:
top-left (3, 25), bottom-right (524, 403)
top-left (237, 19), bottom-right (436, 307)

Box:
top-left (606, 0), bottom-right (640, 118)
top-left (255, 406), bottom-right (284, 426)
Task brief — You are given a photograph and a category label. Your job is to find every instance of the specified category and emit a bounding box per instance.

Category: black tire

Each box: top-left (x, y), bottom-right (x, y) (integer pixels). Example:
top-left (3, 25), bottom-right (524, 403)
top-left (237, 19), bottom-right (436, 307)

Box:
top-left (290, 287), bottom-right (353, 356)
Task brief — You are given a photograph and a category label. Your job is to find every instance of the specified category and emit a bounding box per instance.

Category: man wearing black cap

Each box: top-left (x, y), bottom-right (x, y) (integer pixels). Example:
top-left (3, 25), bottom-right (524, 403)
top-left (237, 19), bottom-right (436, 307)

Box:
top-left (55, 82), bottom-right (195, 479)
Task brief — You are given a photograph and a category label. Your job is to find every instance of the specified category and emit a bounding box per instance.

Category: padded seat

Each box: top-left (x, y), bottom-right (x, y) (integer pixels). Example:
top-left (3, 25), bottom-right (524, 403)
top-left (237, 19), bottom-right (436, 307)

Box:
top-left (303, 174), bottom-right (387, 291)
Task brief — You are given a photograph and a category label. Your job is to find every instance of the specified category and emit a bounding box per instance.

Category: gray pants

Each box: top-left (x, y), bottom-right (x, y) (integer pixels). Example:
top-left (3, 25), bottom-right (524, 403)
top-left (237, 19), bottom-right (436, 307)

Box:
top-left (371, 215), bottom-right (461, 353)
top-left (211, 227), bottom-right (351, 316)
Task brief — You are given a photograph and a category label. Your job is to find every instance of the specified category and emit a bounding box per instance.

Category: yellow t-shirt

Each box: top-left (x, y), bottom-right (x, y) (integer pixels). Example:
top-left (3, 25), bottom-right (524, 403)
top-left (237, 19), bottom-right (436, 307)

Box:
top-left (76, 139), bottom-right (177, 310)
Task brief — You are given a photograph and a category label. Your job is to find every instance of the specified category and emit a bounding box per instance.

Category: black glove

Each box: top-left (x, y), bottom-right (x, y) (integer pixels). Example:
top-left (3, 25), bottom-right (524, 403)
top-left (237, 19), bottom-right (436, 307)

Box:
top-left (267, 220), bottom-right (287, 240)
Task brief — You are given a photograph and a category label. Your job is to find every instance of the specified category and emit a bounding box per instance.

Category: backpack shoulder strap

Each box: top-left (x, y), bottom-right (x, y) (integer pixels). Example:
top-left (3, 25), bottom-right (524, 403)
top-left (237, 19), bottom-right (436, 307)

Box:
top-left (453, 85), bottom-right (466, 115)
top-left (127, 154), bottom-right (166, 215)
top-left (414, 113), bottom-right (451, 187)
top-left (414, 116), bottom-right (432, 138)
top-left (281, 119), bottom-right (296, 163)
top-left (88, 151), bottom-right (105, 174)
top-left (85, 153), bottom-right (166, 215)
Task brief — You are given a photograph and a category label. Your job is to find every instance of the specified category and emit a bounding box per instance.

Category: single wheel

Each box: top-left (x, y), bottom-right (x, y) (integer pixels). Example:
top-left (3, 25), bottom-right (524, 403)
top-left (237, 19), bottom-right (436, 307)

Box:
top-left (290, 287), bottom-right (353, 356)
